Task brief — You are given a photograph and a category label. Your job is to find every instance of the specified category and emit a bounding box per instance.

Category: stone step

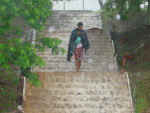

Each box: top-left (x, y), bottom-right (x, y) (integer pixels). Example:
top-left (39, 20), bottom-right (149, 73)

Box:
top-left (45, 27), bottom-right (101, 31)
top-left (46, 18), bottom-right (99, 21)
top-left (37, 54), bottom-right (116, 63)
top-left (46, 19), bottom-right (99, 23)
top-left (46, 17), bottom-right (99, 21)
top-left (25, 96), bottom-right (131, 107)
top-left (37, 58), bottom-right (115, 65)
top-left (43, 35), bottom-right (110, 42)
top-left (89, 39), bottom-right (111, 43)
top-left (42, 57), bottom-right (115, 63)
top-left (45, 23), bottom-right (100, 27)
top-left (86, 51), bottom-right (115, 56)
top-left (24, 108), bottom-right (132, 113)
top-left (46, 33), bottom-right (105, 37)
top-left (49, 14), bottom-right (99, 17)
top-left (38, 82), bottom-right (128, 89)
top-left (37, 46), bottom-right (114, 56)
top-left (89, 36), bottom-right (111, 40)
top-left (24, 100), bottom-right (131, 110)
top-left (41, 68), bottom-right (116, 73)
top-left (37, 73), bottom-right (126, 82)
top-left (41, 57), bottom-right (115, 64)
top-left (61, 43), bottom-right (111, 47)
top-left (38, 54), bottom-right (115, 59)
top-left (25, 96), bottom-right (130, 108)
top-left (60, 43), bottom-right (112, 48)
top-left (50, 12), bottom-right (99, 15)
top-left (49, 18), bottom-right (99, 22)
top-left (41, 29), bottom-right (103, 33)
top-left (40, 30), bottom-right (103, 35)
top-left (27, 85), bottom-right (130, 96)
top-left (60, 45), bottom-right (113, 51)
top-left (43, 30), bottom-right (102, 33)
top-left (51, 13), bottom-right (99, 16)
top-left (89, 43), bottom-right (112, 47)
top-left (36, 53), bottom-right (115, 66)
top-left (45, 24), bottom-right (100, 29)
top-left (37, 51), bottom-right (115, 58)
top-left (88, 49), bottom-right (114, 53)
top-left (42, 65), bottom-right (116, 71)
top-left (37, 81), bottom-right (128, 88)
top-left (26, 88), bottom-right (129, 97)
top-left (41, 65), bottom-right (116, 71)
top-left (42, 55), bottom-right (115, 61)
top-left (87, 33), bottom-right (108, 36)
top-left (34, 68), bottom-right (117, 73)
top-left (38, 72), bottom-right (124, 78)
top-left (51, 38), bottom-right (111, 44)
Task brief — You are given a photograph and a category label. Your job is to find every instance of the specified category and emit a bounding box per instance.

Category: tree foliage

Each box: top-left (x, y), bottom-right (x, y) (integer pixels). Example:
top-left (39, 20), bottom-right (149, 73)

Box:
top-left (0, 0), bottom-right (67, 86)
top-left (0, 37), bottom-right (65, 86)
top-left (0, 0), bottom-right (53, 35)
top-left (104, 0), bottom-right (150, 20)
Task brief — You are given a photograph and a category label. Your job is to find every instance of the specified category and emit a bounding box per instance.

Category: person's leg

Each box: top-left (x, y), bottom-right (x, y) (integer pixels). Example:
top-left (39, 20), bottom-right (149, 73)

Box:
top-left (75, 59), bottom-right (79, 71)
top-left (121, 58), bottom-right (126, 73)
top-left (74, 54), bottom-right (79, 71)
top-left (78, 60), bottom-right (82, 71)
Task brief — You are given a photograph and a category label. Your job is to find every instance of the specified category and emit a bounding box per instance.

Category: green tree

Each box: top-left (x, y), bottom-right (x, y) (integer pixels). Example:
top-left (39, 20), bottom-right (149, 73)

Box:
top-left (0, 0), bottom-right (66, 86)
top-left (104, 0), bottom-right (150, 19)
top-left (0, 0), bottom-right (53, 35)
top-left (129, 0), bottom-right (142, 13)
top-left (0, 37), bottom-right (65, 86)
top-left (148, 0), bottom-right (150, 13)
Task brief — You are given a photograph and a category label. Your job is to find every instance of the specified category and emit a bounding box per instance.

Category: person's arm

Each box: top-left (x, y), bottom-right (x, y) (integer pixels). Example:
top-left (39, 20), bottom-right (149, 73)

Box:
top-left (67, 30), bottom-right (77, 62)
top-left (83, 31), bottom-right (90, 51)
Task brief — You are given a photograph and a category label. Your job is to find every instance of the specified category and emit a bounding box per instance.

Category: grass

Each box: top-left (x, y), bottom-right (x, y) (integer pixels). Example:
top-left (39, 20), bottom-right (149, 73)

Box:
top-left (115, 26), bottom-right (150, 113)
top-left (129, 72), bottom-right (150, 113)
top-left (0, 72), bottom-right (19, 113)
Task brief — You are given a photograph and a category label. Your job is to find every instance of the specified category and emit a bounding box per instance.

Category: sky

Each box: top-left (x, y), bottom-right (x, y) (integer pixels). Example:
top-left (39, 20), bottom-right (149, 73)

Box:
top-left (52, 0), bottom-right (101, 11)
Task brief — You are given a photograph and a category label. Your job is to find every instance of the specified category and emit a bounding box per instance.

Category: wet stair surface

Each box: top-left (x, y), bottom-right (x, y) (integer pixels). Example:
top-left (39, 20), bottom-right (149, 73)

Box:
top-left (24, 11), bottom-right (132, 113)
top-left (24, 72), bottom-right (132, 113)
top-left (34, 30), bottom-right (117, 72)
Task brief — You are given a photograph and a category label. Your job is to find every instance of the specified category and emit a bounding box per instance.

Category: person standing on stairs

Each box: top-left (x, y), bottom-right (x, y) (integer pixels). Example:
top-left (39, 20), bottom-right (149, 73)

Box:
top-left (67, 22), bottom-right (90, 71)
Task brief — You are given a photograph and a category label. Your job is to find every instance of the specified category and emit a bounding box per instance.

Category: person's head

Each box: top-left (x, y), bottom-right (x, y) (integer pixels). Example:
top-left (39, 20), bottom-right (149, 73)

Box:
top-left (77, 22), bottom-right (83, 30)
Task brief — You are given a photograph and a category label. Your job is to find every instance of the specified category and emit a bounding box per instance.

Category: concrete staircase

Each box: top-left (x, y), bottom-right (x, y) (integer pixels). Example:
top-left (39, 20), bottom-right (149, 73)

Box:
top-left (24, 72), bottom-right (132, 113)
top-left (44, 11), bottom-right (101, 31)
top-left (24, 11), bottom-right (133, 113)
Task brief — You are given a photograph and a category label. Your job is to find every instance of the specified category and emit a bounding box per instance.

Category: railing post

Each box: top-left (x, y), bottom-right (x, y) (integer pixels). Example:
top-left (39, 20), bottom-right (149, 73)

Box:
top-left (63, 1), bottom-right (65, 10)
top-left (83, 0), bottom-right (84, 10)
top-left (26, 29), bottom-right (36, 44)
